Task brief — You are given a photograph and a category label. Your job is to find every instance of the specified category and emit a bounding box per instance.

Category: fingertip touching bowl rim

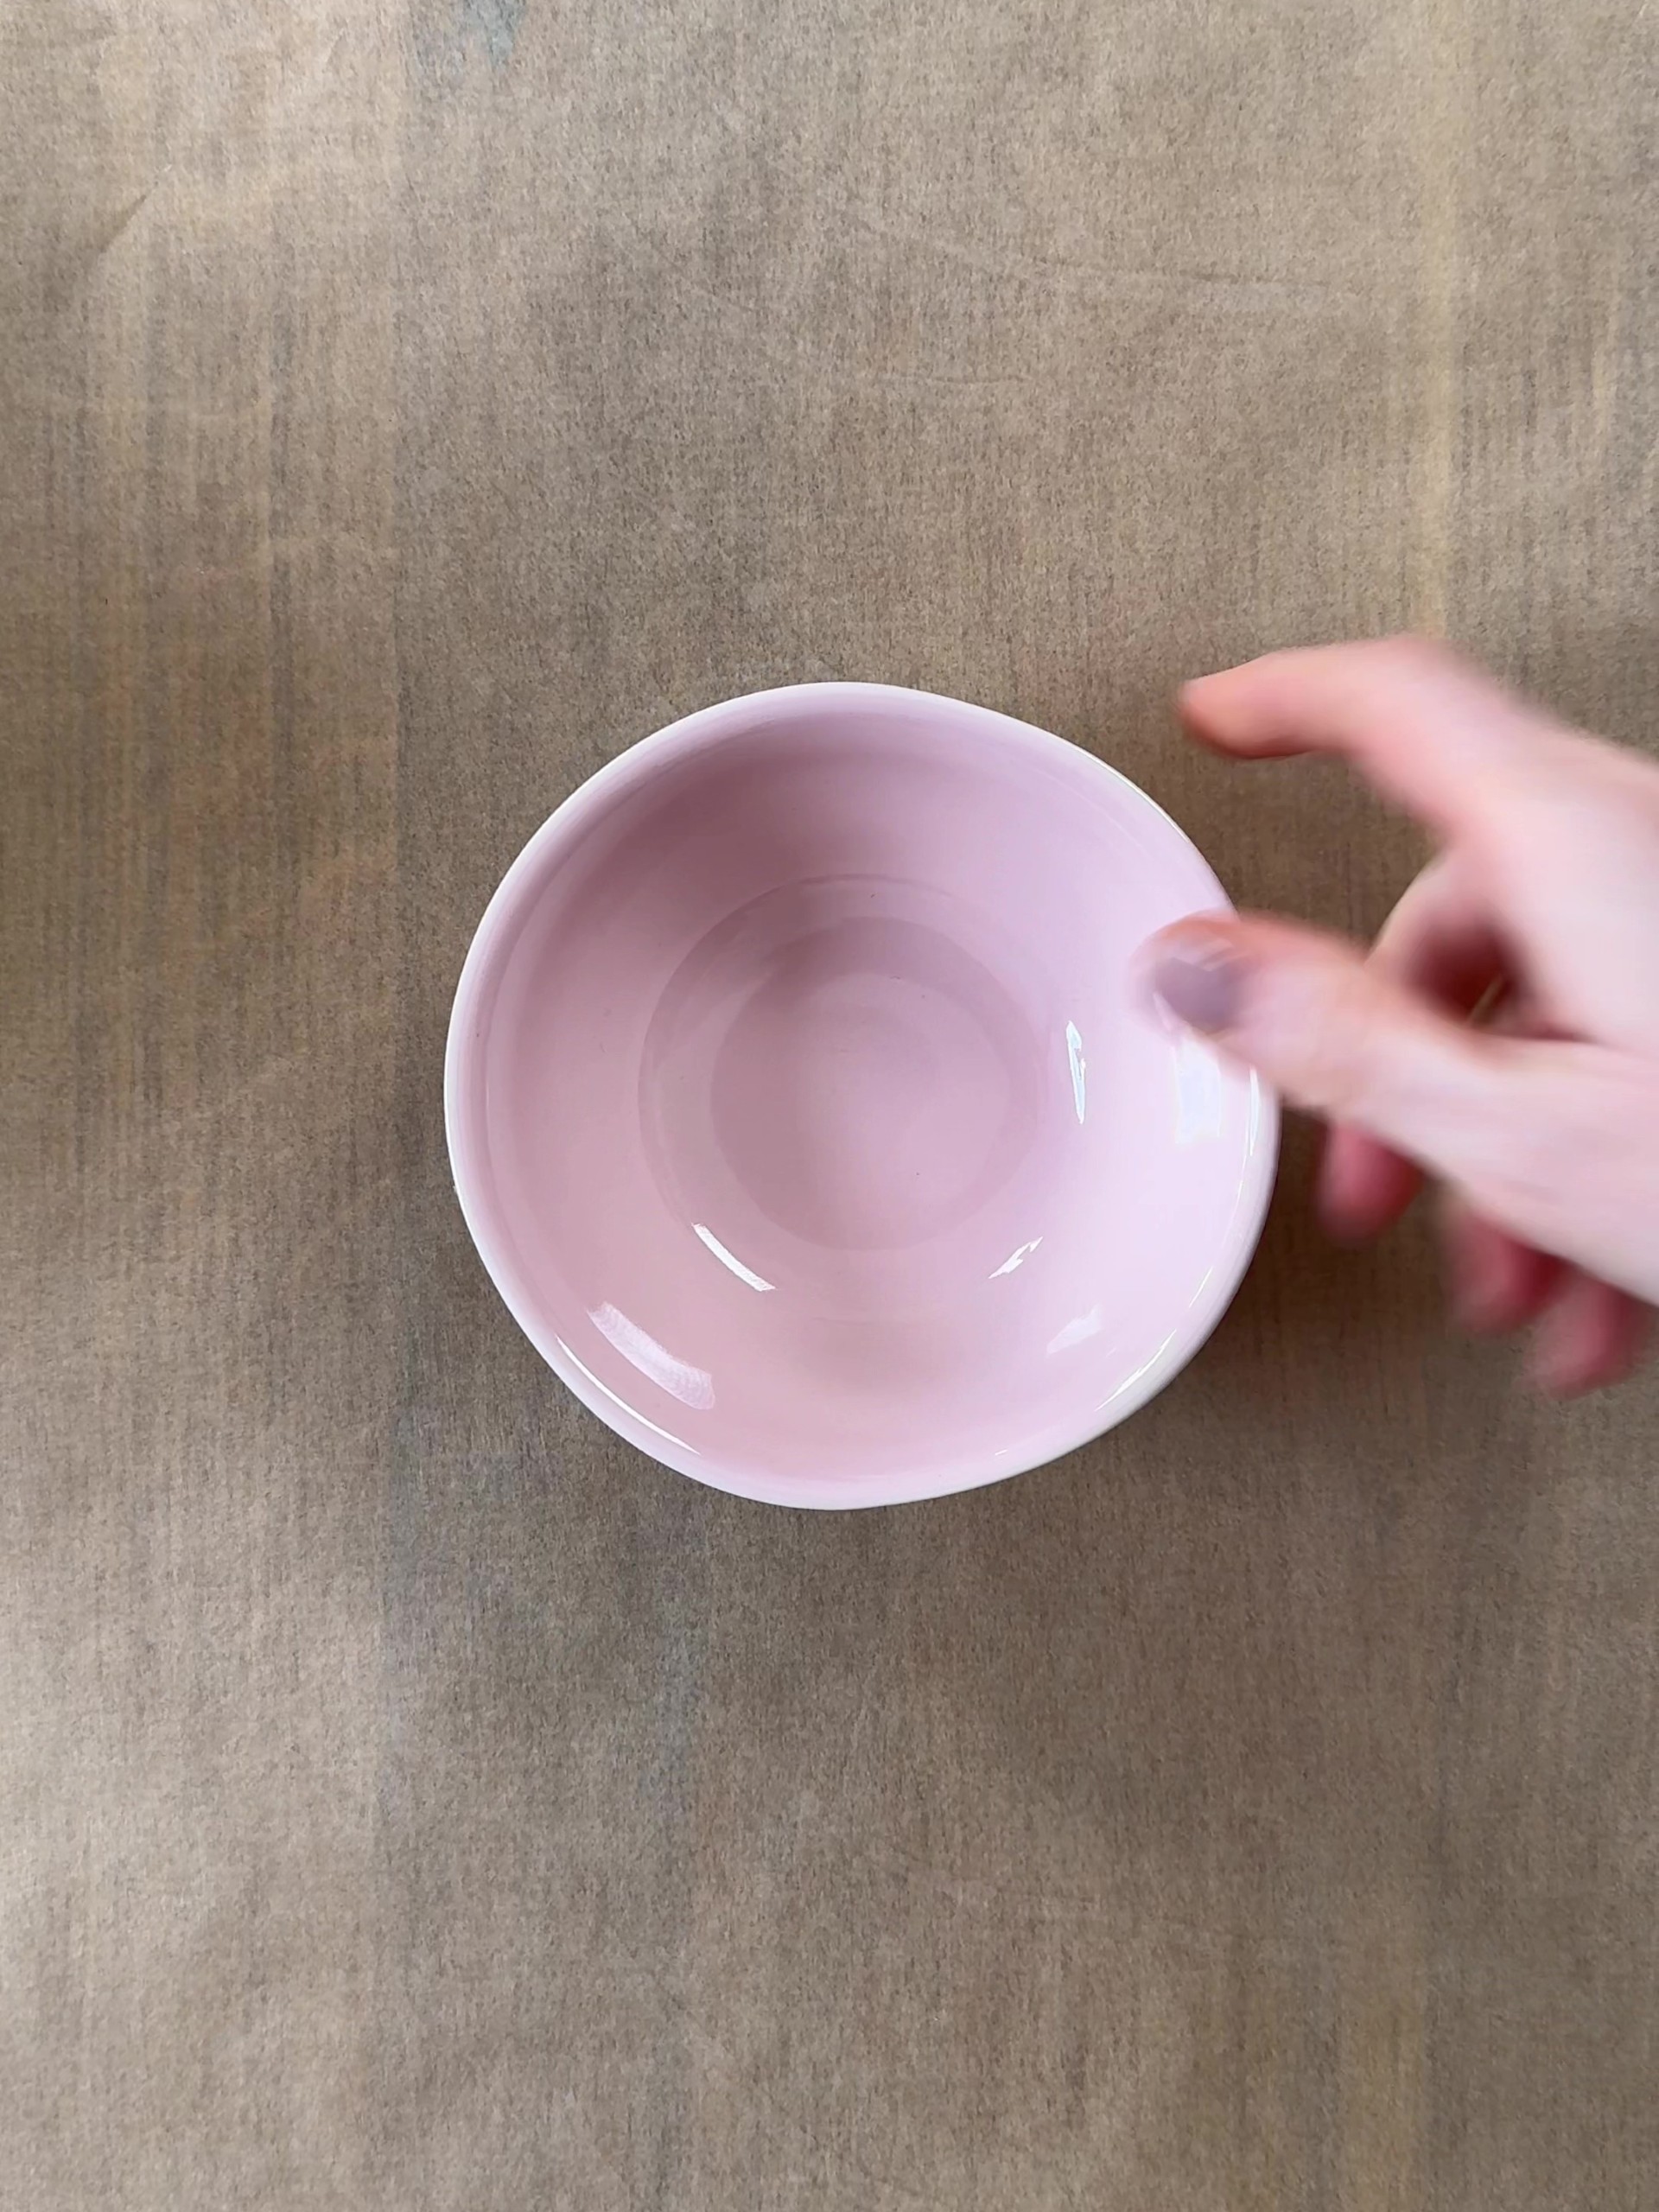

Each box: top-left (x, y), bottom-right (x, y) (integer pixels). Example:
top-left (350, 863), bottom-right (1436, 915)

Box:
top-left (444, 680), bottom-right (1281, 1510)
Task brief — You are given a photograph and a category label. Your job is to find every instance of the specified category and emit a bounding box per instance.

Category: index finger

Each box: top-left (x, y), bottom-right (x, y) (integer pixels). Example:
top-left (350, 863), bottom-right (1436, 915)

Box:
top-left (1179, 638), bottom-right (1567, 840)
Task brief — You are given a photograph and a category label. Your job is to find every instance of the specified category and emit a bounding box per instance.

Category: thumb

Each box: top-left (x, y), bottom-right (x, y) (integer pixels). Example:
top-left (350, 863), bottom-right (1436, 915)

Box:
top-left (1143, 913), bottom-right (1513, 1186)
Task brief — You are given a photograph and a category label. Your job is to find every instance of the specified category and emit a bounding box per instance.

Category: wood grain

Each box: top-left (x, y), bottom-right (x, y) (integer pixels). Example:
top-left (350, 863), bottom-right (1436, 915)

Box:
top-left (3, 2), bottom-right (1656, 2204)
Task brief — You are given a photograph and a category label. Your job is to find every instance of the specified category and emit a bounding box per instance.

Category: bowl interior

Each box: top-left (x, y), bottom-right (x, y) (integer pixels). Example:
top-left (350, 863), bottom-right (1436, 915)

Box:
top-left (447, 686), bottom-right (1274, 1506)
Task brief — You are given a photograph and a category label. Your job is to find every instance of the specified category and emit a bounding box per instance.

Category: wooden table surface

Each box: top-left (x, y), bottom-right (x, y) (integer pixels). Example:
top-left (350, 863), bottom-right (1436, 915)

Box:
top-left (4, 2), bottom-right (1657, 2204)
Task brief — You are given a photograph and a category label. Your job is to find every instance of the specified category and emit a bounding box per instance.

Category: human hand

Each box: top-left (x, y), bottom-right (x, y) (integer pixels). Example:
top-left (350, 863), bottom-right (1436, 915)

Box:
top-left (1146, 639), bottom-right (1659, 1393)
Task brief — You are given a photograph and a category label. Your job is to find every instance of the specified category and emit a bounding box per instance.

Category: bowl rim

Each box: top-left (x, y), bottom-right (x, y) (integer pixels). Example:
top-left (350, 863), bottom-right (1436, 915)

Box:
top-left (444, 680), bottom-right (1280, 1510)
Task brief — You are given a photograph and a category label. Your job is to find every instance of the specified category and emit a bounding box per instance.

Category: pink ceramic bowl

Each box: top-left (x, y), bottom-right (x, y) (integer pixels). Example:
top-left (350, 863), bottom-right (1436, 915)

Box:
top-left (446, 684), bottom-right (1277, 1509)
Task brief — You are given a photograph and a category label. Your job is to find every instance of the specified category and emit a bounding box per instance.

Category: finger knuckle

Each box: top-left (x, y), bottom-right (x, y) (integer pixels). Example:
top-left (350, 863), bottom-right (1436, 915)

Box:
top-left (1370, 633), bottom-right (1465, 684)
top-left (1476, 1118), bottom-right (1578, 1227)
top-left (1290, 976), bottom-right (1390, 1121)
top-left (1476, 1061), bottom-right (1659, 1236)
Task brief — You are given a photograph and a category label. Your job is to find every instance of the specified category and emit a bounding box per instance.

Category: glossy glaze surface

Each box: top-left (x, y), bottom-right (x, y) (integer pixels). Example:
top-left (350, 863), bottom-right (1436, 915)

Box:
top-left (446, 685), bottom-right (1277, 1505)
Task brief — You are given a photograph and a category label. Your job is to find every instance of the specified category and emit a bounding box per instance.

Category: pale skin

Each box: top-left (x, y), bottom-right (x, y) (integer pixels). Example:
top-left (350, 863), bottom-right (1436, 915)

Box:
top-left (1146, 639), bottom-right (1659, 1395)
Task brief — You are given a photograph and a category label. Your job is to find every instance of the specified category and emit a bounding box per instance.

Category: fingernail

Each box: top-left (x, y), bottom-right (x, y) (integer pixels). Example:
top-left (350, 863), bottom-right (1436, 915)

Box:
top-left (1149, 937), bottom-right (1249, 1034)
top-left (1178, 673), bottom-right (1229, 713)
